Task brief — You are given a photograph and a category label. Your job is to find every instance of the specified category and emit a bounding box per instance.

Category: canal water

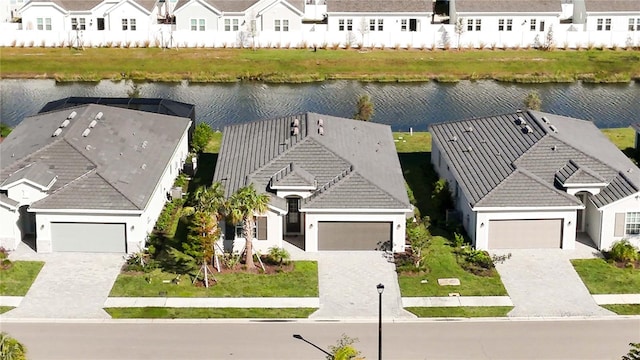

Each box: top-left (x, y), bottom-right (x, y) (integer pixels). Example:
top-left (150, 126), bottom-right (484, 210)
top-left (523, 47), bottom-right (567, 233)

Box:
top-left (1, 79), bottom-right (638, 130)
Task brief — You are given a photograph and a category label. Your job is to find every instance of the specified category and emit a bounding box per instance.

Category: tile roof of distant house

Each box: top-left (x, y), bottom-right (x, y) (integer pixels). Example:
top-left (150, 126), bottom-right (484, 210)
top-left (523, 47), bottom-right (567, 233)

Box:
top-left (39, 97), bottom-right (195, 120)
top-left (584, 0), bottom-right (640, 12)
top-left (454, 0), bottom-right (561, 13)
top-left (430, 110), bottom-right (640, 209)
top-left (48, 0), bottom-right (105, 11)
top-left (214, 113), bottom-right (410, 210)
top-left (327, 0), bottom-right (431, 13)
top-left (0, 102), bottom-right (191, 211)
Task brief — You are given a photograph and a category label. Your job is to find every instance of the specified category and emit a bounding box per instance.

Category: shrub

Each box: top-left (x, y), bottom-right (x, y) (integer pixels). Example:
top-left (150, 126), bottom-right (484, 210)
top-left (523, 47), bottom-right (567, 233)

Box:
top-left (327, 334), bottom-right (362, 360)
top-left (452, 232), bottom-right (465, 248)
top-left (0, 247), bottom-right (11, 270)
top-left (406, 217), bottom-right (431, 268)
top-left (191, 122), bottom-right (214, 153)
top-left (431, 179), bottom-right (453, 212)
top-left (123, 251), bottom-right (158, 273)
top-left (0, 332), bottom-right (27, 360)
top-left (606, 239), bottom-right (639, 263)
top-left (266, 246), bottom-right (290, 266)
top-left (222, 251), bottom-right (242, 269)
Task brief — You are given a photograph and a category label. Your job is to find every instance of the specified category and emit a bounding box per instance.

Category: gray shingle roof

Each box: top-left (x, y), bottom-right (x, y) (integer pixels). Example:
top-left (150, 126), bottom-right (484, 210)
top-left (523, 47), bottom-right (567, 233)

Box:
top-left (555, 160), bottom-right (606, 186)
top-left (1, 162), bottom-right (57, 189)
top-left (270, 163), bottom-right (317, 188)
top-left (585, 0), bottom-right (640, 12)
top-left (50, 0), bottom-right (105, 11)
top-left (592, 173), bottom-right (639, 208)
top-left (0, 194), bottom-right (19, 209)
top-left (0, 103), bottom-right (191, 211)
top-left (214, 113), bottom-right (410, 210)
top-left (476, 169), bottom-right (582, 207)
top-left (327, 0), bottom-right (431, 13)
top-left (455, 0), bottom-right (561, 13)
top-left (430, 110), bottom-right (640, 209)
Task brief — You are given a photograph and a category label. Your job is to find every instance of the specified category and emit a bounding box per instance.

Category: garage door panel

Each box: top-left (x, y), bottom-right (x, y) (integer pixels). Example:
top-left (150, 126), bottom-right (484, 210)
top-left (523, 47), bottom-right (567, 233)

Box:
top-left (318, 222), bottom-right (391, 251)
top-left (489, 219), bottom-right (562, 249)
top-left (52, 223), bottom-right (126, 253)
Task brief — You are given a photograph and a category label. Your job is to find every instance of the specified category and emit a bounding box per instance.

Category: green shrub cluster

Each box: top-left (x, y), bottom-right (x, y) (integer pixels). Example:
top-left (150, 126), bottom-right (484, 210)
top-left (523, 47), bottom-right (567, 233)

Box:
top-left (606, 239), bottom-right (639, 265)
top-left (155, 198), bottom-right (184, 233)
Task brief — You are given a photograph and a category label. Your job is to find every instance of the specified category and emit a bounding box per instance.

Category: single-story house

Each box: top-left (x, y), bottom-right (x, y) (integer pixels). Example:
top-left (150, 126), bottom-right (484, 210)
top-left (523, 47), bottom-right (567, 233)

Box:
top-left (213, 113), bottom-right (412, 253)
top-left (0, 98), bottom-right (193, 253)
top-left (430, 110), bottom-right (640, 250)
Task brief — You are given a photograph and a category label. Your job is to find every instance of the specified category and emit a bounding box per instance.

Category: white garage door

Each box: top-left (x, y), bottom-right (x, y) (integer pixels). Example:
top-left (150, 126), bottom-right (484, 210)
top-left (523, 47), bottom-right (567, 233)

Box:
top-left (51, 222), bottom-right (126, 253)
top-left (318, 222), bottom-right (392, 251)
top-left (488, 219), bottom-right (562, 249)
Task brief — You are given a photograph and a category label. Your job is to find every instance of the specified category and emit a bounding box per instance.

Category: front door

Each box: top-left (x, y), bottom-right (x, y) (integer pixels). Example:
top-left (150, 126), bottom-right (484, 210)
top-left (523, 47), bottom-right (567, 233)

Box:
top-left (286, 197), bottom-right (301, 233)
top-left (409, 18), bottom-right (417, 32)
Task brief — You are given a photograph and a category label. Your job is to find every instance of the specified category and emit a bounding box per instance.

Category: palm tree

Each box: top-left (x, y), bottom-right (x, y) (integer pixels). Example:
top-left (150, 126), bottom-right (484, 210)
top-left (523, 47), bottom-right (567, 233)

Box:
top-left (227, 184), bottom-right (270, 269)
top-left (183, 182), bottom-right (226, 286)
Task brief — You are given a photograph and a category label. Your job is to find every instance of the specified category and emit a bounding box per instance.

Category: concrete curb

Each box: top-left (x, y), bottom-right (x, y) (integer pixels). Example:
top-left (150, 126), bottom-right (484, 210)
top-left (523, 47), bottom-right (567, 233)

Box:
top-left (1, 315), bottom-right (638, 324)
top-left (0, 296), bottom-right (23, 307)
top-left (104, 297), bottom-right (320, 308)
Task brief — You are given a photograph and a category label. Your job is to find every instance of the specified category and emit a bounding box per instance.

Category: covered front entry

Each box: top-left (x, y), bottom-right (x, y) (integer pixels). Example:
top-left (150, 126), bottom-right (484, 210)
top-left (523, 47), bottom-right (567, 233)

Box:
top-left (51, 222), bottom-right (126, 253)
top-left (317, 221), bottom-right (391, 251)
top-left (488, 219), bottom-right (562, 249)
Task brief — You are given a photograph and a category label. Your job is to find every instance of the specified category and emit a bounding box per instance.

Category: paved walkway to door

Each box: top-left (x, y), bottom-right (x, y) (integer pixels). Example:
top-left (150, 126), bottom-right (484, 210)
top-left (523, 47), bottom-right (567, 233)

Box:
top-left (306, 251), bottom-right (416, 320)
top-left (2, 243), bottom-right (124, 319)
top-left (491, 241), bottom-right (615, 318)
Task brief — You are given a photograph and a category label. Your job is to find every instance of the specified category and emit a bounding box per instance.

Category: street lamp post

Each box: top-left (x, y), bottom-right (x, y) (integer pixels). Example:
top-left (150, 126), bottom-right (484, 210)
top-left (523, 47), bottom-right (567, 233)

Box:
top-left (376, 283), bottom-right (384, 360)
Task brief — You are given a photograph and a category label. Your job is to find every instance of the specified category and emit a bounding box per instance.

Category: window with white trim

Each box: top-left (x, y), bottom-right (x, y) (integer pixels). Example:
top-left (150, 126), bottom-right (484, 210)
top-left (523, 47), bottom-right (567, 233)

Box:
top-left (122, 18), bottom-right (128, 30)
top-left (597, 18), bottom-right (611, 31)
top-left (71, 17), bottom-right (86, 30)
top-left (224, 19), bottom-right (239, 31)
top-left (401, 19), bottom-right (407, 31)
top-left (530, 19), bottom-right (536, 31)
top-left (346, 19), bottom-right (352, 31)
top-left (338, 19), bottom-right (345, 31)
top-left (626, 212), bottom-right (640, 235)
top-left (467, 18), bottom-right (480, 31)
top-left (191, 18), bottom-right (205, 31)
top-left (499, 18), bottom-right (512, 31)
top-left (130, 18), bottom-right (136, 31)
top-left (37, 17), bottom-right (51, 30)
top-left (629, 18), bottom-right (640, 31)
top-left (337, 18), bottom-right (352, 31)
top-left (368, 19), bottom-right (383, 31)
top-left (378, 19), bottom-right (383, 31)
top-left (274, 19), bottom-right (289, 31)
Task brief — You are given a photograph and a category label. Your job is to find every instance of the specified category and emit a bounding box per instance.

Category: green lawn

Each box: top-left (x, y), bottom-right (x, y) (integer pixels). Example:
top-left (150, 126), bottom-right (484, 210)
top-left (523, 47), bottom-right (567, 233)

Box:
top-left (406, 306), bottom-right (513, 317)
top-left (602, 127), bottom-right (635, 150)
top-left (0, 306), bottom-right (15, 314)
top-left (398, 236), bottom-right (508, 297)
top-left (601, 304), bottom-right (640, 315)
top-left (394, 132), bottom-right (432, 153)
top-left (2, 48), bottom-right (639, 83)
top-left (571, 259), bottom-right (640, 294)
top-left (0, 261), bottom-right (44, 296)
top-left (105, 307), bottom-right (317, 319)
top-left (110, 261), bottom-right (318, 297)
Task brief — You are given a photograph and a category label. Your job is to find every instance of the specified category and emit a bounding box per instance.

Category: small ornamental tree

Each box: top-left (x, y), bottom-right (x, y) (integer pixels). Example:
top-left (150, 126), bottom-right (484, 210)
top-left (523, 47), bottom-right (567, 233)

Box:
top-left (354, 94), bottom-right (374, 121)
top-left (524, 91), bottom-right (542, 110)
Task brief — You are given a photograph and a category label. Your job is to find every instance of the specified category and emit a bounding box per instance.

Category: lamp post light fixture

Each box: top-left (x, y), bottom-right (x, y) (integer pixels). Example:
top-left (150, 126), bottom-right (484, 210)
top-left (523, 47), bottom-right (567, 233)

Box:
top-left (376, 283), bottom-right (384, 360)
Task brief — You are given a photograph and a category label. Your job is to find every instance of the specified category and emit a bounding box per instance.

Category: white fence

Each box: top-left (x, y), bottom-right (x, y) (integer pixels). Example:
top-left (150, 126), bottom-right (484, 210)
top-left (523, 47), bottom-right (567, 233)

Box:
top-left (2, 23), bottom-right (639, 49)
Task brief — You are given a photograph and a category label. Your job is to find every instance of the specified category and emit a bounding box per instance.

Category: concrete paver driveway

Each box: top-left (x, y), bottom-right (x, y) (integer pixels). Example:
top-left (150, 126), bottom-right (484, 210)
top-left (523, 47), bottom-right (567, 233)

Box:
top-left (3, 244), bottom-right (124, 319)
top-left (491, 247), bottom-right (614, 318)
top-left (309, 251), bottom-right (415, 320)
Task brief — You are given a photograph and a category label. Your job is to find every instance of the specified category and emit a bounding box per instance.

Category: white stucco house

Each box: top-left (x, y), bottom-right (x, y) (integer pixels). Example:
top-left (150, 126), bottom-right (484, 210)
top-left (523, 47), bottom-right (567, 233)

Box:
top-left (449, 0), bottom-right (563, 48)
top-left (324, 0), bottom-right (432, 48)
top-left (0, 98), bottom-right (193, 253)
top-left (572, 0), bottom-right (640, 47)
top-left (430, 110), bottom-right (640, 251)
top-left (173, 0), bottom-right (305, 47)
top-left (213, 113), bottom-right (412, 254)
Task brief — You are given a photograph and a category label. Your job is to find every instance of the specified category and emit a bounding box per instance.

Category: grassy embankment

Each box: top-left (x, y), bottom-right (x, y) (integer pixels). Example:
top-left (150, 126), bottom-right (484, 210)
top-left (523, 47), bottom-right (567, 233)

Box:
top-left (2, 48), bottom-right (639, 83)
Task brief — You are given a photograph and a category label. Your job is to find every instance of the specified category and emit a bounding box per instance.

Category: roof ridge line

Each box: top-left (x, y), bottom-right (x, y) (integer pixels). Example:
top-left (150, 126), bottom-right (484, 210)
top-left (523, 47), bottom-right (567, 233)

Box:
top-left (518, 168), bottom-right (584, 204)
top-left (93, 171), bottom-right (143, 209)
top-left (1, 137), bottom-right (66, 180)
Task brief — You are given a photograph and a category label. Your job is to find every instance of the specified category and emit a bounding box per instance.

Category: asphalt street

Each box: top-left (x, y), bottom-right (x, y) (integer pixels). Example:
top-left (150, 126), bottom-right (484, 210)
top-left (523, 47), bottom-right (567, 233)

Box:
top-left (3, 318), bottom-right (639, 360)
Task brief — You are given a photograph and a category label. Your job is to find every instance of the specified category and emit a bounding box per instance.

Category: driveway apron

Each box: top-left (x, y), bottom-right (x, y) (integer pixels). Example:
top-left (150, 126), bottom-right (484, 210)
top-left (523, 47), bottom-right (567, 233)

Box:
top-left (492, 249), bottom-right (614, 317)
top-left (4, 245), bottom-right (124, 319)
top-left (309, 251), bottom-right (415, 320)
